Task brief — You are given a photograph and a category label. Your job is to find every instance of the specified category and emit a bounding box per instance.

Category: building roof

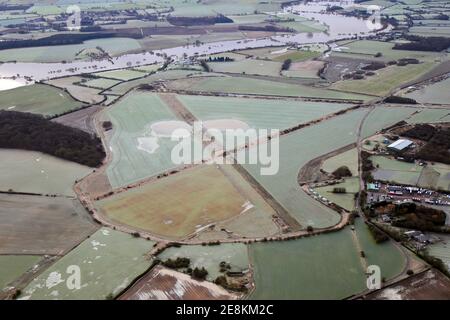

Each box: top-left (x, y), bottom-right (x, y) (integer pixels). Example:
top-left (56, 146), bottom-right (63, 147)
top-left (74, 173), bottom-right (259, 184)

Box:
top-left (388, 139), bottom-right (413, 151)
top-left (367, 183), bottom-right (379, 190)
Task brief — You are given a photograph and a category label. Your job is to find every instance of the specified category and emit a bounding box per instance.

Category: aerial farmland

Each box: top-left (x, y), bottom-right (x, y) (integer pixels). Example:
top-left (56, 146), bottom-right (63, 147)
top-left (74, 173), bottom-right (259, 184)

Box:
top-left (0, 0), bottom-right (450, 306)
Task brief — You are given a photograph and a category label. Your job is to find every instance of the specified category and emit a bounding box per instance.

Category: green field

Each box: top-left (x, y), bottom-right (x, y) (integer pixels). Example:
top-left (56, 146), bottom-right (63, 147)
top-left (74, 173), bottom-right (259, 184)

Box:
top-left (241, 105), bottom-right (417, 228)
top-left (97, 165), bottom-right (270, 239)
top-left (334, 40), bottom-right (442, 62)
top-left (158, 243), bottom-right (249, 282)
top-left (0, 84), bottom-right (85, 116)
top-left (272, 50), bottom-right (321, 62)
top-left (242, 110), bottom-right (368, 228)
top-left (371, 155), bottom-right (423, 186)
top-left (0, 255), bottom-right (42, 290)
top-left (178, 95), bottom-right (353, 130)
top-left (105, 92), bottom-right (181, 188)
top-left (20, 228), bottom-right (155, 300)
top-left (419, 164), bottom-right (450, 191)
top-left (133, 63), bottom-right (162, 73)
top-left (208, 59), bottom-right (283, 77)
top-left (407, 109), bottom-right (450, 124)
top-left (0, 38), bottom-right (142, 63)
top-left (322, 148), bottom-right (359, 176)
top-left (361, 106), bottom-right (416, 138)
top-left (405, 78), bottom-right (450, 105)
top-left (94, 69), bottom-right (146, 81)
top-left (167, 76), bottom-right (372, 101)
top-left (371, 155), bottom-right (450, 190)
top-left (0, 149), bottom-right (92, 197)
top-left (332, 62), bottom-right (437, 96)
top-left (81, 78), bottom-right (122, 90)
top-left (409, 26), bottom-right (450, 37)
top-left (104, 70), bottom-right (207, 96)
top-left (168, 0), bottom-right (279, 16)
top-left (314, 178), bottom-right (360, 211)
top-left (249, 221), bottom-right (406, 299)
top-left (427, 234), bottom-right (450, 272)
top-left (249, 227), bottom-right (366, 299)
top-left (354, 219), bottom-right (406, 280)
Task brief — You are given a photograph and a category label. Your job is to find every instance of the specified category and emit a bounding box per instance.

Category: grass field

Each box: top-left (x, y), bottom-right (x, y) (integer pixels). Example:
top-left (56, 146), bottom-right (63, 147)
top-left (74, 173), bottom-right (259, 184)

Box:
top-left (0, 149), bottom-right (92, 196)
top-left (322, 148), bottom-right (359, 176)
top-left (332, 62), bottom-right (437, 96)
top-left (314, 178), bottom-right (359, 211)
top-left (405, 78), bottom-right (450, 105)
top-left (0, 83), bottom-right (85, 116)
top-left (427, 234), bottom-right (450, 272)
top-left (333, 40), bottom-right (442, 62)
top-left (177, 95), bottom-right (353, 130)
top-left (242, 110), bottom-right (368, 228)
top-left (249, 227), bottom-right (367, 299)
top-left (105, 92), bottom-right (182, 188)
top-left (249, 222), bottom-right (406, 299)
top-left (371, 155), bottom-right (423, 186)
top-left (361, 106), bottom-right (416, 138)
top-left (273, 50), bottom-right (321, 62)
top-left (104, 70), bottom-right (207, 96)
top-left (167, 76), bottom-right (372, 101)
top-left (133, 63), bottom-right (162, 73)
top-left (282, 60), bottom-right (324, 78)
top-left (419, 164), bottom-right (450, 191)
top-left (371, 156), bottom-right (450, 191)
top-left (0, 38), bottom-right (142, 63)
top-left (94, 69), bottom-right (146, 81)
top-left (20, 228), bottom-right (155, 300)
top-left (158, 243), bottom-right (249, 282)
top-left (208, 59), bottom-right (283, 77)
top-left (97, 165), bottom-right (268, 239)
top-left (407, 109), bottom-right (450, 124)
top-left (46, 76), bottom-right (104, 104)
top-left (0, 255), bottom-right (42, 291)
top-left (81, 78), bottom-right (122, 90)
top-left (241, 105), bottom-right (416, 228)
top-left (0, 194), bottom-right (98, 255)
top-left (353, 219), bottom-right (406, 280)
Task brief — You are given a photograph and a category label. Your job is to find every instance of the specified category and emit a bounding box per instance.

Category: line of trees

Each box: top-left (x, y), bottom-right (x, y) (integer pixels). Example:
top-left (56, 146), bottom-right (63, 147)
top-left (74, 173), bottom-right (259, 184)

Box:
top-left (393, 36), bottom-right (450, 52)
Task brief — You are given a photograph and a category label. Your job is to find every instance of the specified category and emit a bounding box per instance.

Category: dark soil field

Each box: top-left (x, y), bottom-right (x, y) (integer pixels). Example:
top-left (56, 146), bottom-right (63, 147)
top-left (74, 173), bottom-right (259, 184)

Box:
top-left (52, 105), bottom-right (102, 135)
top-left (321, 56), bottom-right (370, 82)
top-left (0, 194), bottom-right (99, 255)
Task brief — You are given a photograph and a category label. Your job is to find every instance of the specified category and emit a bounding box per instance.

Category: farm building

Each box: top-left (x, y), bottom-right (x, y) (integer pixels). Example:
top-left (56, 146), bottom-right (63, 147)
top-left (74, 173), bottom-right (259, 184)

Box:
top-left (388, 139), bottom-right (413, 153)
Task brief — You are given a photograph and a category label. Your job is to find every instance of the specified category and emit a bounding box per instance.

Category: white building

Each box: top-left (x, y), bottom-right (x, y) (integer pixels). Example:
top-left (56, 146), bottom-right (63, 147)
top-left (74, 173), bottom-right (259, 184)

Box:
top-left (388, 139), bottom-right (413, 152)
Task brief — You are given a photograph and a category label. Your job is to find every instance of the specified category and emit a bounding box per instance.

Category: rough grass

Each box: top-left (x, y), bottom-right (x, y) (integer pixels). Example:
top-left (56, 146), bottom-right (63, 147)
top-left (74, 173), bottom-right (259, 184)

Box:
top-left (0, 149), bottom-right (92, 197)
top-left (0, 194), bottom-right (98, 255)
top-left (97, 166), bottom-right (251, 239)
top-left (20, 228), bottom-right (155, 300)
top-left (0, 83), bottom-right (85, 116)
top-left (0, 255), bottom-right (42, 290)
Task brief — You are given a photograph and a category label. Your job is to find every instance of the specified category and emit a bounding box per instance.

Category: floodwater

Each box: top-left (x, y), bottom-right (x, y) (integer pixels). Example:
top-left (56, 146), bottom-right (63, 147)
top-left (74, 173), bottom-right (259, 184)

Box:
top-left (0, 2), bottom-right (390, 84)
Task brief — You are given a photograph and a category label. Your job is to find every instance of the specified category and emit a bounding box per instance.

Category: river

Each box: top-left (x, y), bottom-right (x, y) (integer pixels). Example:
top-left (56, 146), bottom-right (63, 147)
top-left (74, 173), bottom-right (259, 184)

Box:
top-left (0, 1), bottom-right (389, 88)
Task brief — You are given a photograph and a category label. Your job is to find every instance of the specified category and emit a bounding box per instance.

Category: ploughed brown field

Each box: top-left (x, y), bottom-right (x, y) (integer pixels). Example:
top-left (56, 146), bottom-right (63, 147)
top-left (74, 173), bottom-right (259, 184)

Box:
top-left (119, 265), bottom-right (237, 300)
